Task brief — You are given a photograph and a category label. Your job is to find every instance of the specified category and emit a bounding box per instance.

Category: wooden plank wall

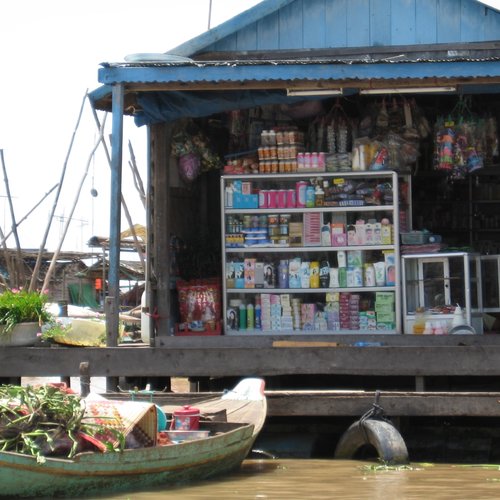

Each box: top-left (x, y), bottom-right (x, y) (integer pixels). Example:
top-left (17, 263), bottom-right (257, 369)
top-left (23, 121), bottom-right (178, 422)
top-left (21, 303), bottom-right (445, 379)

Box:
top-left (206, 0), bottom-right (500, 53)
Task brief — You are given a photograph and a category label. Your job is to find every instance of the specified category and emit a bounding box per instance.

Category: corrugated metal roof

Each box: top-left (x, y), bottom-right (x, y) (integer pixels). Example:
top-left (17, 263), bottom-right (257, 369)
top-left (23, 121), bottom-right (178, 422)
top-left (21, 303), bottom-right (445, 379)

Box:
top-left (98, 57), bottom-right (500, 86)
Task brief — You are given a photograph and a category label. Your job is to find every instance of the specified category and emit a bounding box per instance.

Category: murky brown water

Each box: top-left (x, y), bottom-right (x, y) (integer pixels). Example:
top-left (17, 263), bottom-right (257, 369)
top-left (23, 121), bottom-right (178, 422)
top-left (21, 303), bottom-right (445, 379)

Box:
top-left (90, 458), bottom-right (500, 500)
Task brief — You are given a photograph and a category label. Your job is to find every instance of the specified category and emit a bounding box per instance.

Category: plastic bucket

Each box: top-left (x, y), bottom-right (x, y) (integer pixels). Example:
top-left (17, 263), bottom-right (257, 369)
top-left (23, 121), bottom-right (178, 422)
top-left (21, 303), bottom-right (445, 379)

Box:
top-left (171, 405), bottom-right (200, 430)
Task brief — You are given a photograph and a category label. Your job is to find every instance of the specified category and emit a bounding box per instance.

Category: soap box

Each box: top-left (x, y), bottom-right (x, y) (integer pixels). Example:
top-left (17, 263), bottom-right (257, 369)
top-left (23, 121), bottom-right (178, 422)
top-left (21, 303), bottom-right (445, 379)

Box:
top-left (234, 261), bottom-right (245, 289)
top-left (244, 258), bottom-right (256, 288)
top-left (255, 262), bottom-right (265, 288)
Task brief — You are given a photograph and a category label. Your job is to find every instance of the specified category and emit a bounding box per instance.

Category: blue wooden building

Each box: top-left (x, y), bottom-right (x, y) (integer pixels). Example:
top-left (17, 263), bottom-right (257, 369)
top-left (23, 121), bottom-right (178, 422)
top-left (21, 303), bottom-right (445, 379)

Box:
top-left (3, 1), bottom-right (500, 401)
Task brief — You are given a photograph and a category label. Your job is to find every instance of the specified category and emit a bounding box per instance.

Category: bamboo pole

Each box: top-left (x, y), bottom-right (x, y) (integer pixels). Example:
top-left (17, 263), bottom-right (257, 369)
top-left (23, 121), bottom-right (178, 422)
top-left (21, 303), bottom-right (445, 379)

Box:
top-left (0, 149), bottom-right (24, 286)
top-left (41, 114), bottom-right (107, 294)
top-left (89, 102), bottom-right (145, 272)
top-left (0, 223), bottom-right (13, 289)
top-left (128, 140), bottom-right (146, 209)
top-left (0, 183), bottom-right (58, 248)
top-left (29, 90), bottom-right (88, 292)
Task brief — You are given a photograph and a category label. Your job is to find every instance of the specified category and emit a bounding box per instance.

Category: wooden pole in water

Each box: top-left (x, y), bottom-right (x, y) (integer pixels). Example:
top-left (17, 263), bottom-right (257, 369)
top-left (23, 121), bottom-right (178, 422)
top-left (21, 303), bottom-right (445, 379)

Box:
top-left (29, 90), bottom-right (88, 292)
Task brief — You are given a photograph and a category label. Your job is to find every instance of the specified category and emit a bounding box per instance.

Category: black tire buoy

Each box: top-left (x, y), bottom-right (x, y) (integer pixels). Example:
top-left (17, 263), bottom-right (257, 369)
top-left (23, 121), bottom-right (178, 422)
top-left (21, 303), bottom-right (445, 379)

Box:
top-left (334, 418), bottom-right (409, 465)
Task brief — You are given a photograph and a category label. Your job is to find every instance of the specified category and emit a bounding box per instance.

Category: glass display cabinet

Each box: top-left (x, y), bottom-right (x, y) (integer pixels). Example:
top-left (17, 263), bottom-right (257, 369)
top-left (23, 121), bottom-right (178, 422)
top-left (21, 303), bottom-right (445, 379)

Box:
top-left (402, 252), bottom-right (483, 334)
top-left (481, 255), bottom-right (500, 312)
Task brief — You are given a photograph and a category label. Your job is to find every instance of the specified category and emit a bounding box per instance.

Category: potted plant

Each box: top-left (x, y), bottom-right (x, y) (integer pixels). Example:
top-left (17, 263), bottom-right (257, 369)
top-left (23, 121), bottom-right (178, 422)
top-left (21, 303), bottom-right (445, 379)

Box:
top-left (0, 288), bottom-right (54, 346)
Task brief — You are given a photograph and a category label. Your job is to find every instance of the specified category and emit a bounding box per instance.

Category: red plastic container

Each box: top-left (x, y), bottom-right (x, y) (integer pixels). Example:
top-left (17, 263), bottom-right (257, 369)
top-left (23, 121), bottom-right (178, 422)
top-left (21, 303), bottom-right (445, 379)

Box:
top-left (171, 405), bottom-right (200, 430)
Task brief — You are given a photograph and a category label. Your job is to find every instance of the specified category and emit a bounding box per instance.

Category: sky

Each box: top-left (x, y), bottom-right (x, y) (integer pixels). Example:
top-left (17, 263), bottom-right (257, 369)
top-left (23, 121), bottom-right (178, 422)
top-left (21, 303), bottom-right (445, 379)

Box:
top-left (0, 0), bottom-right (261, 253)
top-left (0, 0), bottom-right (499, 254)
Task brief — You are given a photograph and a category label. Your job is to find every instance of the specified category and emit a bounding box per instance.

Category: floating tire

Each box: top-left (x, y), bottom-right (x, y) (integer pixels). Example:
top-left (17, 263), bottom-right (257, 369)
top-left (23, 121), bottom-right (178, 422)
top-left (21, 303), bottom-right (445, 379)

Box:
top-left (334, 419), bottom-right (409, 465)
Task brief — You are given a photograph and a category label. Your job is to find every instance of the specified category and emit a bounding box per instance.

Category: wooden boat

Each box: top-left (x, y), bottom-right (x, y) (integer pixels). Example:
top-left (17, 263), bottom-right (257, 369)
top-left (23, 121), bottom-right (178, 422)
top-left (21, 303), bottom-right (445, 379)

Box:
top-left (0, 378), bottom-right (266, 498)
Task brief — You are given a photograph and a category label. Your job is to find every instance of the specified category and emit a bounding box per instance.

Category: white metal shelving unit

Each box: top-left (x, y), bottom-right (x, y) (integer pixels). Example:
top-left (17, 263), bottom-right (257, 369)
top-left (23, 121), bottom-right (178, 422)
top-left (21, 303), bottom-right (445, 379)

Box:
top-left (220, 171), bottom-right (402, 335)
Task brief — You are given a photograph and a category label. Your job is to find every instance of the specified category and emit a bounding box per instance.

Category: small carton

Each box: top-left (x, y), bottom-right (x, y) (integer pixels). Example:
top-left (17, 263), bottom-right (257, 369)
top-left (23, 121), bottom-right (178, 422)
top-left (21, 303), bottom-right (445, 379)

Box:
top-left (347, 250), bottom-right (363, 268)
top-left (241, 181), bottom-right (252, 195)
top-left (355, 220), bottom-right (366, 245)
top-left (365, 223), bottom-right (374, 245)
top-left (384, 251), bottom-right (396, 286)
top-left (373, 222), bottom-right (382, 244)
top-left (303, 212), bottom-right (322, 246)
top-left (381, 222), bottom-right (392, 245)
top-left (234, 261), bottom-right (245, 289)
top-left (225, 261), bottom-right (235, 288)
top-left (255, 262), bottom-right (265, 288)
top-left (331, 223), bottom-right (346, 247)
top-left (347, 224), bottom-right (358, 246)
top-left (375, 302), bottom-right (394, 313)
top-left (289, 222), bottom-right (303, 247)
top-left (376, 291), bottom-right (395, 304)
top-left (377, 310), bottom-right (396, 323)
top-left (289, 258), bottom-right (302, 288)
top-left (244, 258), bottom-right (256, 288)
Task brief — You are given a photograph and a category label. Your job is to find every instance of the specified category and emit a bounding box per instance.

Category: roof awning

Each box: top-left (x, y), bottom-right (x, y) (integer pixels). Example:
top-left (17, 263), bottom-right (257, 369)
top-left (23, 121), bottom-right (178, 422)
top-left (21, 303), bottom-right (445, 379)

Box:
top-left (90, 54), bottom-right (500, 124)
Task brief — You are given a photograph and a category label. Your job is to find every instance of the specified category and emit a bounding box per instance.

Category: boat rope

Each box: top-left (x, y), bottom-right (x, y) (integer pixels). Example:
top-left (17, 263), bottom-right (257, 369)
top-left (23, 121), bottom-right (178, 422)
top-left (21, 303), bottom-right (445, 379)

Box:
top-left (358, 390), bottom-right (391, 443)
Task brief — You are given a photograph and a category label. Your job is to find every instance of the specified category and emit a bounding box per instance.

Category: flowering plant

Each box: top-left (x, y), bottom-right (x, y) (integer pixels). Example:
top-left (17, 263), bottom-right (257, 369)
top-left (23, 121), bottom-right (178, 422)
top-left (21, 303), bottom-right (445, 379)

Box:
top-left (0, 288), bottom-right (53, 334)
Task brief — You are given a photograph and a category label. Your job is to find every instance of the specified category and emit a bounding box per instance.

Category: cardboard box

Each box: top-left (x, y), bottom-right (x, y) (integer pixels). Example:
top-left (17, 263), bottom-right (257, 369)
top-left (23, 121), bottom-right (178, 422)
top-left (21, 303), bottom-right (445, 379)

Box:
top-left (244, 258), bottom-right (256, 288)
top-left (376, 291), bottom-right (395, 304)
top-left (373, 222), bottom-right (382, 244)
top-left (255, 262), bottom-right (265, 288)
top-left (303, 212), bottom-right (322, 246)
top-left (381, 222), bottom-right (392, 245)
top-left (234, 262), bottom-right (245, 288)
top-left (233, 193), bottom-right (258, 209)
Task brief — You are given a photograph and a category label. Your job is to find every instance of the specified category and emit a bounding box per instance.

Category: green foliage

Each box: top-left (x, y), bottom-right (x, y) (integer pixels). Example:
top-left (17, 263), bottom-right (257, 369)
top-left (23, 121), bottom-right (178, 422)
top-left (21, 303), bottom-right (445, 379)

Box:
top-left (0, 289), bottom-right (53, 334)
top-left (0, 385), bottom-right (125, 461)
top-left (39, 321), bottom-right (69, 342)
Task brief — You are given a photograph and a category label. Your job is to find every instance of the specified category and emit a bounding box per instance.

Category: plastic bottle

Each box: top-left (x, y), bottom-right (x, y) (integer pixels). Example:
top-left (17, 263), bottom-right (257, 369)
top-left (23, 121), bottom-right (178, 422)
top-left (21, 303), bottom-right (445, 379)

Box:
top-left (319, 260), bottom-right (330, 288)
top-left (247, 303), bottom-right (254, 330)
top-left (255, 297), bottom-right (262, 330)
top-left (413, 307), bottom-right (426, 334)
top-left (310, 261), bottom-right (320, 288)
top-left (423, 320), bottom-right (433, 335)
top-left (239, 303), bottom-right (247, 331)
top-left (315, 184), bottom-right (324, 207)
top-left (452, 304), bottom-right (466, 328)
top-left (305, 185), bottom-right (315, 208)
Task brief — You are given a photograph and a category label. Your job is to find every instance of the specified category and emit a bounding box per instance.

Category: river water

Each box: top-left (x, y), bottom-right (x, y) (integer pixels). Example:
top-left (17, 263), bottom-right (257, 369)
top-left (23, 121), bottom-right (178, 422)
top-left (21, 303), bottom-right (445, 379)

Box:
top-left (93, 458), bottom-right (500, 499)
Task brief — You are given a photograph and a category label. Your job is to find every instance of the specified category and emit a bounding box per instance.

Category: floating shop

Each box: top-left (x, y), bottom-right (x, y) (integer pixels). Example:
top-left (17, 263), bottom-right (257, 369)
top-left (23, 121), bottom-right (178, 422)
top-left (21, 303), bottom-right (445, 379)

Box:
top-left (4, 0), bottom-right (500, 460)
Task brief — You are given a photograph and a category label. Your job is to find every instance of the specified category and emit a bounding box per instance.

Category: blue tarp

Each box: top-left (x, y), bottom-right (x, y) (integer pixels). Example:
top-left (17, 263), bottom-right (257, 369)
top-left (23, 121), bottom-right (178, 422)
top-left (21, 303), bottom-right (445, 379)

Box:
top-left (134, 89), bottom-right (329, 126)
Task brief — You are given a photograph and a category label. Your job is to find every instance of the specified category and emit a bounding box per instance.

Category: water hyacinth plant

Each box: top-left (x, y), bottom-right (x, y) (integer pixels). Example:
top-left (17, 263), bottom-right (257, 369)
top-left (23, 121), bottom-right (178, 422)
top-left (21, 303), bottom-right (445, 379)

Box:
top-left (0, 288), bottom-right (53, 334)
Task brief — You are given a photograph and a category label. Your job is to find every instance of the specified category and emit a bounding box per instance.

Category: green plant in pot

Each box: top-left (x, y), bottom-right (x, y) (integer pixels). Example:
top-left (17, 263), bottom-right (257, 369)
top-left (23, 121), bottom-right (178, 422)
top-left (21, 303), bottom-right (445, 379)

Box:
top-left (0, 288), bottom-right (54, 346)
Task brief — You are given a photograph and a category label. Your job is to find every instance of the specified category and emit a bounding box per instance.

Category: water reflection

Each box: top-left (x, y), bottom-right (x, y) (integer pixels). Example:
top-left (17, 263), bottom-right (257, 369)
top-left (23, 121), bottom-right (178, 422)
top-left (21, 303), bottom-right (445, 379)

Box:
top-left (92, 459), bottom-right (500, 500)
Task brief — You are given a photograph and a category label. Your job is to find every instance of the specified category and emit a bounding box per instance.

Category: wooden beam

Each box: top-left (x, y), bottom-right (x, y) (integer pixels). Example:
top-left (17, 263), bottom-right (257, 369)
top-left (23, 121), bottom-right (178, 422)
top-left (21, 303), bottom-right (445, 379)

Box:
top-left (106, 390), bottom-right (500, 418)
top-left (3, 344), bottom-right (500, 378)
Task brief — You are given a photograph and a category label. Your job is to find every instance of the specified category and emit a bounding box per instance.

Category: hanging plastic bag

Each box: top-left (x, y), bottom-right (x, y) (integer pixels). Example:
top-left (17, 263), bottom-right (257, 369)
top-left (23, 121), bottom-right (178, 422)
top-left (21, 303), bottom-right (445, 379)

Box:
top-left (178, 153), bottom-right (201, 183)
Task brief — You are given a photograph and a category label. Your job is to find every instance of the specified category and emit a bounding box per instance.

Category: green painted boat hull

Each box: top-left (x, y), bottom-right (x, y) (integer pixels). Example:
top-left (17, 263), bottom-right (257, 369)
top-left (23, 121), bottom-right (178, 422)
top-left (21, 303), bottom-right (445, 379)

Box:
top-left (0, 423), bottom-right (256, 498)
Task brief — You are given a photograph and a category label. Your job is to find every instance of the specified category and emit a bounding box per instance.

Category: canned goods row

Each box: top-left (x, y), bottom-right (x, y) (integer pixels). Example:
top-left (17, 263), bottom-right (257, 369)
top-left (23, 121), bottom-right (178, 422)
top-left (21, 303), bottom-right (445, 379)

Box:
top-left (258, 146), bottom-right (303, 161)
top-left (261, 129), bottom-right (304, 146)
top-left (297, 152), bottom-right (326, 169)
top-left (259, 189), bottom-right (296, 208)
top-left (258, 160), bottom-right (298, 173)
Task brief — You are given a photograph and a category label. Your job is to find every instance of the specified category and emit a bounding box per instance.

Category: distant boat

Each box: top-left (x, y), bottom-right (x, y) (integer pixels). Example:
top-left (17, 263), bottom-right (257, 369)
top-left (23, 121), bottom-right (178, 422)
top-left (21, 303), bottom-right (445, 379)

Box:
top-left (0, 378), bottom-right (267, 498)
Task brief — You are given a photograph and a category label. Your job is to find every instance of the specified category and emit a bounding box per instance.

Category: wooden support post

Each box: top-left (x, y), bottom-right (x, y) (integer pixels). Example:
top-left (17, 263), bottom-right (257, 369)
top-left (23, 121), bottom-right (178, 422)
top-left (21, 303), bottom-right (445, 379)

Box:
top-left (107, 83), bottom-right (124, 348)
top-left (149, 124), bottom-right (173, 344)
top-left (79, 362), bottom-right (90, 397)
top-left (415, 376), bottom-right (425, 392)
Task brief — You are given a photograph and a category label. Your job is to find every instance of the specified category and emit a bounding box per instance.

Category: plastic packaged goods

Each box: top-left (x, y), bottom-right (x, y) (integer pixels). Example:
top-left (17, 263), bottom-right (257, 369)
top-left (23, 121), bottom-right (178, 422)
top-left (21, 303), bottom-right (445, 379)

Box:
top-left (310, 261), bottom-right (320, 288)
top-left (239, 303), bottom-right (247, 330)
top-left (412, 307), bottom-right (426, 334)
top-left (247, 303), bottom-right (254, 330)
